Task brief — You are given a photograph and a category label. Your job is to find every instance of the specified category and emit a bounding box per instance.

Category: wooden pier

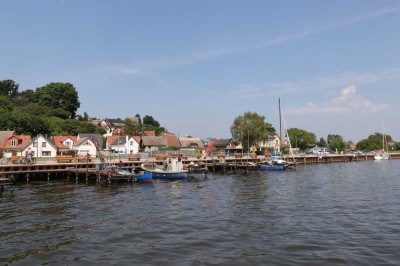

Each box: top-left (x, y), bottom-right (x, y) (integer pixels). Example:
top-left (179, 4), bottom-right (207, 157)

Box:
top-left (0, 153), bottom-right (399, 191)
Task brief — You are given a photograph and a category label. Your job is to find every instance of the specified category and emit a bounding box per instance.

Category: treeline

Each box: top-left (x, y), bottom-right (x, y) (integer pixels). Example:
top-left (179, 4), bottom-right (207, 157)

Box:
top-left (0, 79), bottom-right (167, 137)
top-left (230, 111), bottom-right (400, 153)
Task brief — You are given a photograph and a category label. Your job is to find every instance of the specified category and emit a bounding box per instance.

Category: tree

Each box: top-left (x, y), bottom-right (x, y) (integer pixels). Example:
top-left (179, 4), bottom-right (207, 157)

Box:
top-left (287, 128), bottom-right (316, 151)
top-left (143, 115), bottom-right (160, 127)
top-left (0, 79), bottom-right (19, 99)
top-left (327, 134), bottom-right (346, 153)
top-left (35, 82), bottom-right (80, 118)
top-left (230, 112), bottom-right (275, 152)
top-left (356, 133), bottom-right (392, 151)
top-left (14, 89), bottom-right (35, 106)
top-left (316, 137), bottom-right (327, 147)
top-left (135, 113), bottom-right (142, 124)
top-left (0, 95), bottom-right (13, 111)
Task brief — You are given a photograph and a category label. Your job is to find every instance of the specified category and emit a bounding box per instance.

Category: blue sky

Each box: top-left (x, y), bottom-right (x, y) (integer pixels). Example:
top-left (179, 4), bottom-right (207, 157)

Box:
top-left (1, 0), bottom-right (400, 142)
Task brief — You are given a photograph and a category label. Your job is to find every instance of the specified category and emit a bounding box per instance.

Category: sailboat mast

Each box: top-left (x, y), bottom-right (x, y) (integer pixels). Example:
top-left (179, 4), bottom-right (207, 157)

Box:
top-left (279, 98), bottom-right (282, 151)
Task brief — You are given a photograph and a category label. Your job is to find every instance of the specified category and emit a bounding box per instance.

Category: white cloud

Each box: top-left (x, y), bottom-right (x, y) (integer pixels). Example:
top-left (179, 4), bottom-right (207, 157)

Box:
top-left (285, 85), bottom-right (389, 114)
top-left (111, 67), bottom-right (139, 75)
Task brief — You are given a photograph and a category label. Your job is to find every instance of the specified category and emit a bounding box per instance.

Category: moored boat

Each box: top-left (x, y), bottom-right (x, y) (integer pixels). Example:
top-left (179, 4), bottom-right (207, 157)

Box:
top-left (140, 156), bottom-right (189, 179)
top-left (134, 171), bottom-right (153, 182)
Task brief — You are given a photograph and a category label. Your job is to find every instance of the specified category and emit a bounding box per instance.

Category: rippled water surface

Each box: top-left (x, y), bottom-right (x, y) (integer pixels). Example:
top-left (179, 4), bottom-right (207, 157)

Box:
top-left (1, 160), bottom-right (400, 265)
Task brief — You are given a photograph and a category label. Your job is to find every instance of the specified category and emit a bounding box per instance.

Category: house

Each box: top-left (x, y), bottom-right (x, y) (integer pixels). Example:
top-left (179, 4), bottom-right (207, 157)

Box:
top-left (213, 138), bottom-right (231, 154)
top-left (53, 136), bottom-right (77, 151)
top-left (161, 132), bottom-right (181, 148)
top-left (73, 137), bottom-right (96, 156)
top-left (141, 136), bottom-right (166, 152)
top-left (78, 133), bottom-right (103, 149)
top-left (23, 134), bottom-right (57, 158)
top-left (257, 133), bottom-right (282, 152)
top-left (52, 135), bottom-right (97, 156)
top-left (106, 135), bottom-right (141, 154)
top-left (179, 136), bottom-right (204, 149)
top-left (98, 118), bottom-right (125, 136)
top-left (0, 130), bottom-right (15, 144)
top-left (0, 134), bottom-right (31, 157)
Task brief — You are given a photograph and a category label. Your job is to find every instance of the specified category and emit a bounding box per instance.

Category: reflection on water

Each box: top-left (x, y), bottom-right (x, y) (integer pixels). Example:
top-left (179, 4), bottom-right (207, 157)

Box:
top-left (1, 160), bottom-right (400, 265)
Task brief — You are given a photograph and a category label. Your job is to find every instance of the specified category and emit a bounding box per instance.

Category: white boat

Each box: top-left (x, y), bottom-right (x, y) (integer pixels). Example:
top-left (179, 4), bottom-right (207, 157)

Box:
top-left (141, 156), bottom-right (189, 179)
top-left (374, 121), bottom-right (390, 160)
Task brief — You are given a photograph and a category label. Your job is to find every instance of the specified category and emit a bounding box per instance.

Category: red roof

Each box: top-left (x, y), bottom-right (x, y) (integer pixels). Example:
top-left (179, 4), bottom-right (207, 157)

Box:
top-left (0, 135), bottom-right (31, 150)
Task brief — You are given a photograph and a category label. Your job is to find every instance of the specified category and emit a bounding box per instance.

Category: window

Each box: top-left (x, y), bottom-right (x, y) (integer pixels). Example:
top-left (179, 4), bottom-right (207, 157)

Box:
top-left (42, 151), bottom-right (51, 156)
top-left (42, 142), bottom-right (46, 147)
top-left (130, 141), bottom-right (133, 145)
top-left (33, 142), bottom-right (37, 147)
top-left (11, 140), bottom-right (16, 146)
top-left (65, 141), bottom-right (71, 147)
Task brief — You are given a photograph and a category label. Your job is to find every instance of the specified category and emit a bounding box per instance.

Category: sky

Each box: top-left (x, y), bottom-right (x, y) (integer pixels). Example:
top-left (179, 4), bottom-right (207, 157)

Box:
top-left (1, 0), bottom-right (400, 142)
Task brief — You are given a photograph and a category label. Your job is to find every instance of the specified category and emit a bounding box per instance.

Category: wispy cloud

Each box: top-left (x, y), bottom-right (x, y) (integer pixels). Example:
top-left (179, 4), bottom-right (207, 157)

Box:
top-left (226, 68), bottom-right (400, 100)
top-left (110, 67), bottom-right (139, 75)
top-left (285, 85), bottom-right (390, 114)
top-left (127, 6), bottom-right (400, 73)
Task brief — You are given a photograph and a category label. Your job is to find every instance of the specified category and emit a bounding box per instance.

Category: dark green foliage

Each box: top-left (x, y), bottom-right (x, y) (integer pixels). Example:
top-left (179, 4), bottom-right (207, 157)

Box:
top-left (35, 82), bottom-right (80, 118)
top-left (0, 79), bottom-right (19, 99)
top-left (356, 133), bottom-right (392, 151)
top-left (143, 115), bottom-right (160, 127)
top-left (287, 128), bottom-right (317, 151)
top-left (327, 134), bottom-right (346, 152)
top-left (230, 111), bottom-right (275, 151)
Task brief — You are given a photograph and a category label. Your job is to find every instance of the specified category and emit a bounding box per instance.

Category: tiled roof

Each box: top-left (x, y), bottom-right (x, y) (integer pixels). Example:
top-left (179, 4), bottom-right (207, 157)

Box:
top-left (179, 137), bottom-right (204, 148)
top-left (0, 130), bottom-right (14, 144)
top-left (143, 131), bottom-right (156, 136)
top-left (162, 132), bottom-right (181, 147)
top-left (0, 135), bottom-right (31, 150)
top-left (141, 136), bottom-right (165, 146)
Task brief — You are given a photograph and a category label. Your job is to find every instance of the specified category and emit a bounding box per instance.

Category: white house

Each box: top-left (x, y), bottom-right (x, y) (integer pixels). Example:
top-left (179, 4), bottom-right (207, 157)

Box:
top-left (73, 137), bottom-right (97, 157)
top-left (107, 135), bottom-right (141, 154)
top-left (23, 134), bottom-right (58, 158)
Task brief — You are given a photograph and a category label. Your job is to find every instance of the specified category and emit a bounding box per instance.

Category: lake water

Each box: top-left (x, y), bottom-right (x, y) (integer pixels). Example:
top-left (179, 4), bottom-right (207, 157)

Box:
top-left (1, 160), bottom-right (400, 265)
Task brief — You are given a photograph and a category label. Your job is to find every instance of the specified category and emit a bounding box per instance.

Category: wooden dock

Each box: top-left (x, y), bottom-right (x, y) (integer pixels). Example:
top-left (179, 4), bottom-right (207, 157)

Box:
top-left (0, 153), bottom-right (399, 188)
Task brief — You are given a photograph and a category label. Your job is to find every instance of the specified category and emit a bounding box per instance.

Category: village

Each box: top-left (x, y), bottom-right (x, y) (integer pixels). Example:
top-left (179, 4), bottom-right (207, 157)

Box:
top-left (0, 117), bottom-right (284, 164)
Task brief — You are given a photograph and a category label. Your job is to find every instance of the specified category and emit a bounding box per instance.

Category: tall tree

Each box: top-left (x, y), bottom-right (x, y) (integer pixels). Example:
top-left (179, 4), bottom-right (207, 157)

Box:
top-left (0, 79), bottom-right (19, 99)
top-left (287, 128), bottom-right (316, 151)
top-left (230, 112), bottom-right (275, 152)
top-left (135, 113), bottom-right (142, 124)
top-left (327, 134), bottom-right (346, 152)
top-left (35, 82), bottom-right (80, 118)
top-left (316, 137), bottom-right (327, 147)
top-left (143, 115), bottom-right (160, 127)
top-left (356, 133), bottom-right (392, 151)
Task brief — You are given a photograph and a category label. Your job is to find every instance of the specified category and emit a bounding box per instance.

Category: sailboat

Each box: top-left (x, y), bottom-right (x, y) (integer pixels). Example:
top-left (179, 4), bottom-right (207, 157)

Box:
top-left (374, 121), bottom-right (390, 160)
top-left (259, 99), bottom-right (296, 170)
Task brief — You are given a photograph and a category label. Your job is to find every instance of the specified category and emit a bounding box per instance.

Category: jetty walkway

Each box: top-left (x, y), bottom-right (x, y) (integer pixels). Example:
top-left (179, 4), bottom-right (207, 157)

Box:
top-left (1, 153), bottom-right (399, 191)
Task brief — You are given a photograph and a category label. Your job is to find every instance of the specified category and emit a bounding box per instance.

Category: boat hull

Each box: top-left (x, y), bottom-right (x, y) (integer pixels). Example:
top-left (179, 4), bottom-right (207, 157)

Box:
top-left (259, 164), bottom-right (286, 171)
top-left (152, 171), bottom-right (188, 179)
top-left (135, 171), bottom-right (153, 182)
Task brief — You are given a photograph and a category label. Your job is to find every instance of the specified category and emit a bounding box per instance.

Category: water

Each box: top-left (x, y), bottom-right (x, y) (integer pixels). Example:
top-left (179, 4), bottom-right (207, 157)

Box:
top-left (1, 160), bottom-right (400, 265)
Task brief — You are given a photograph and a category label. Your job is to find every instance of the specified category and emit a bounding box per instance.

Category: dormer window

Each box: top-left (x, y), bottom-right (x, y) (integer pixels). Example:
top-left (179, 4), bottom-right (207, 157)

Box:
top-left (11, 140), bottom-right (16, 146)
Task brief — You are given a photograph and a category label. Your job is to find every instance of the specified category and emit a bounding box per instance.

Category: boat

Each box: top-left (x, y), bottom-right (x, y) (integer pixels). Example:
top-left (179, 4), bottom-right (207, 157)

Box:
top-left (134, 171), bottom-right (153, 182)
top-left (374, 121), bottom-right (390, 160)
top-left (258, 152), bottom-right (290, 171)
top-left (140, 156), bottom-right (189, 179)
top-left (259, 99), bottom-right (297, 171)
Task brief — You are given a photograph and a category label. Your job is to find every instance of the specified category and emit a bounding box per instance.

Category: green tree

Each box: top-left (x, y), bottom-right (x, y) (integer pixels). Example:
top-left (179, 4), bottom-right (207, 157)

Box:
top-left (316, 137), bottom-right (327, 147)
top-left (0, 79), bottom-right (19, 99)
top-left (327, 134), bottom-right (346, 153)
top-left (356, 133), bottom-right (392, 151)
top-left (143, 115), bottom-right (160, 127)
top-left (35, 82), bottom-right (80, 118)
top-left (8, 109), bottom-right (50, 135)
top-left (287, 128), bottom-right (316, 151)
top-left (230, 111), bottom-right (275, 152)
top-left (135, 113), bottom-right (142, 124)
top-left (0, 95), bottom-right (13, 111)
top-left (14, 89), bottom-right (35, 106)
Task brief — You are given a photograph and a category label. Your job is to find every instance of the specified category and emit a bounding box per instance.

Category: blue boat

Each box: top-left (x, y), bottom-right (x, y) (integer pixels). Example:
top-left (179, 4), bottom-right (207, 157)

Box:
top-left (140, 157), bottom-right (189, 180)
top-left (134, 171), bottom-right (153, 182)
top-left (258, 152), bottom-right (292, 171)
